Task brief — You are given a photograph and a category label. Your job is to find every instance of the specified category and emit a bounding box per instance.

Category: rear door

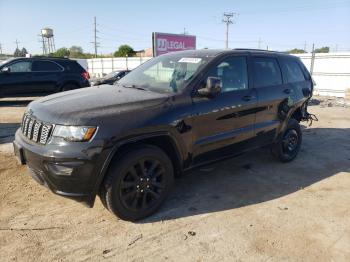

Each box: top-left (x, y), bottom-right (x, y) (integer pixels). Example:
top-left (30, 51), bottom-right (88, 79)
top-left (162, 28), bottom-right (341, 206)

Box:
top-left (0, 60), bottom-right (32, 96)
top-left (31, 60), bottom-right (63, 94)
top-left (252, 55), bottom-right (292, 145)
top-left (192, 55), bottom-right (258, 163)
top-left (279, 57), bottom-right (312, 105)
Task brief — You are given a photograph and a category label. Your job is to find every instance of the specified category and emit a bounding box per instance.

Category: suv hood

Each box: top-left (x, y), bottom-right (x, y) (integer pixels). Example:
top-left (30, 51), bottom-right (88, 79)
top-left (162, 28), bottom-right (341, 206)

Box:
top-left (28, 85), bottom-right (170, 125)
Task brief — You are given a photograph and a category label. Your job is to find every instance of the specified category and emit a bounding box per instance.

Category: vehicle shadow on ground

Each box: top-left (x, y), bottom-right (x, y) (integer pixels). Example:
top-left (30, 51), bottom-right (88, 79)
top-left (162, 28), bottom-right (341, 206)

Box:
top-left (0, 123), bottom-right (20, 144)
top-left (0, 100), bottom-right (32, 107)
top-left (142, 127), bottom-right (350, 223)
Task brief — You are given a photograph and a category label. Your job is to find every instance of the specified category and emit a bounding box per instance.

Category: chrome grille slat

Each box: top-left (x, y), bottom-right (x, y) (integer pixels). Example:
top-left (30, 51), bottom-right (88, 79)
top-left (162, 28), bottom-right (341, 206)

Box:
top-left (40, 124), bottom-right (52, 144)
top-left (32, 121), bottom-right (42, 142)
top-left (23, 116), bottom-right (30, 135)
top-left (20, 114), bottom-right (52, 145)
top-left (27, 119), bottom-right (34, 139)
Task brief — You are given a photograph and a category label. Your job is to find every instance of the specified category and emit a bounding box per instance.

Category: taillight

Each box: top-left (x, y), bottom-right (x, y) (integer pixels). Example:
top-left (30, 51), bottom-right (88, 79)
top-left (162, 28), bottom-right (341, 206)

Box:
top-left (81, 71), bottom-right (90, 80)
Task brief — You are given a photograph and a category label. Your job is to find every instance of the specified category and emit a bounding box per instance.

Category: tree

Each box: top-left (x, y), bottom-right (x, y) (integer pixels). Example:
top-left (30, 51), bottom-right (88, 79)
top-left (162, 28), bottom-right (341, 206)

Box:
top-left (69, 46), bottom-right (84, 58)
top-left (52, 47), bottom-right (70, 57)
top-left (114, 45), bottom-right (135, 57)
top-left (14, 48), bottom-right (22, 57)
top-left (314, 46), bottom-right (329, 53)
top-left (20, 48), bottom-right (28, 57)
top-left (287, 48), bottom-right (306, 54)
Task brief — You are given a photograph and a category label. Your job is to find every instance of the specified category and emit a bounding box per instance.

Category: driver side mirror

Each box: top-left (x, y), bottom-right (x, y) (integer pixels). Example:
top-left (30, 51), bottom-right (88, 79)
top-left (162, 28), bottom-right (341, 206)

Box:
top-left (1, 67), bottom-right (10, 73)
top-left (197, 77), bottom-right (221, 98)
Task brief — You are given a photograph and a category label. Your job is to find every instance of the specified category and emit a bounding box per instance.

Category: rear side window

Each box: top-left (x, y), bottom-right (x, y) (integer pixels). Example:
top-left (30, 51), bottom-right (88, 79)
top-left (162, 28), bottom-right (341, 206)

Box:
top-left (66, 61), bottom-right (85, 72)
top-left (32, 61), bottom-right (62, 72)
top-left (253, 57), bottom-right (282, 88)
top-left (282, 59), bottom-right (305, 83)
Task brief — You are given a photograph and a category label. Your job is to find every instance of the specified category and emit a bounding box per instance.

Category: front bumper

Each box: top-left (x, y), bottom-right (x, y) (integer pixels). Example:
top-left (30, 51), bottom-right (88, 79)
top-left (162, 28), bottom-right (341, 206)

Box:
top-left (13, 129), bottom-right (107, 206)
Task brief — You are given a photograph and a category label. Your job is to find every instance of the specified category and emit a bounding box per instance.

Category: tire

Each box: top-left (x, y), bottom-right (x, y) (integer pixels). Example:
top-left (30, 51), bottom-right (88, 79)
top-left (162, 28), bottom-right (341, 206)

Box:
top-left (61, 83), bottom-right (79, 92)
top-left (271, 119), bottom-right (302, 163)
top-left (100, 145), bottom-right (174, 221)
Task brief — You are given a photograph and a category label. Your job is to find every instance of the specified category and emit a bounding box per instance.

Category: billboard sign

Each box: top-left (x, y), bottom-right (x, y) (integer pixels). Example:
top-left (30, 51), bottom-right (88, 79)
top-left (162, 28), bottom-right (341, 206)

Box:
top-left (152, 32), bottom-right (196, 56)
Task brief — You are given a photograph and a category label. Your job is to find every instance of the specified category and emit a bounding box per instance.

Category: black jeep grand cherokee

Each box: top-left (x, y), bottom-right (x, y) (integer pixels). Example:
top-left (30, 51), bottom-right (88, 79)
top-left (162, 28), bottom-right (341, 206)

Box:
top-left (14, 49), bottom-right (313, 221)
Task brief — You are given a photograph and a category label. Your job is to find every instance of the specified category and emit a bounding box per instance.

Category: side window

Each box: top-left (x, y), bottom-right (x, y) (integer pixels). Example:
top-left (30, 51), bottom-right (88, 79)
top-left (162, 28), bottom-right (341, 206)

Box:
top-left (253, 57), bottom-right (282, 88)
top-left (282, 60), bottom-right (305, 83)
top-left (8, 61), bottom-right (32, 72)
top-left (207, 56), bottom-right (248, 93)
top-left (32, 61), bottom-right (62, 72)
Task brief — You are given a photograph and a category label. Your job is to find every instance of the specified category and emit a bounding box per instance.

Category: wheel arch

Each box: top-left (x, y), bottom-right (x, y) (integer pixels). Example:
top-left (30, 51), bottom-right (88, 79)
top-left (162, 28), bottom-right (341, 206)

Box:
top-left (275, 102), bottom-right (305, 142)
top-left (88, 132), bottom-right (184, 206)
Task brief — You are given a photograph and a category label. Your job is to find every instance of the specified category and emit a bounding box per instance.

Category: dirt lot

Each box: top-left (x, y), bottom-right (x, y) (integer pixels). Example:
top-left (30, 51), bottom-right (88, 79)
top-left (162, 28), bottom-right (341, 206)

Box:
top-left (0, 98), bottom-right (349, 262)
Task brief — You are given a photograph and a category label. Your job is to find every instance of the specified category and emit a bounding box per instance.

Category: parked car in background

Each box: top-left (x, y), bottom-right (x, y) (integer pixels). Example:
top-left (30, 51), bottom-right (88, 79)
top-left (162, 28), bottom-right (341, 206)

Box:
top-left (0, 57), bottom-right (90, 97)
top-left (90, 70), bottom-right (130, 86)
top-left (14, 49), bottom-right (314, 221)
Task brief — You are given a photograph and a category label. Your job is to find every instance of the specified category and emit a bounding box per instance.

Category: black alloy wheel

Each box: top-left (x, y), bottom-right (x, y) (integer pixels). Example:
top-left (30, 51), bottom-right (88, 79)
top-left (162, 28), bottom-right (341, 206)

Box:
top-left (101, 145), bottom-right (174, 221)
top-left (119, 158), bottom-right (166, 212)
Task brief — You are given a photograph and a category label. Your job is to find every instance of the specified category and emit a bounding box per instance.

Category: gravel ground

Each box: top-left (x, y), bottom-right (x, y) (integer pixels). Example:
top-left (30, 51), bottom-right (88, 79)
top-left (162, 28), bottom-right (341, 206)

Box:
top-left (0, 97), bottom-right (349, 262)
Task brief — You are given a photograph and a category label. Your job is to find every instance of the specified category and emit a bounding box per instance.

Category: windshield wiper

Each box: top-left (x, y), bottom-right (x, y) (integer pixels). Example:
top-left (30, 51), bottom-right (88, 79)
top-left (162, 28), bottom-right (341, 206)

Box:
top-left (121, 84), bottom-right (147, 91)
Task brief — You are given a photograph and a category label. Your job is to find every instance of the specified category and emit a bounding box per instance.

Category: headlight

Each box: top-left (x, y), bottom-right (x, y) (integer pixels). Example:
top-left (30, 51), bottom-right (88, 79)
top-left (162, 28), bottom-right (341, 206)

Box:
top-left (52, 125), bottom-right (97, 142)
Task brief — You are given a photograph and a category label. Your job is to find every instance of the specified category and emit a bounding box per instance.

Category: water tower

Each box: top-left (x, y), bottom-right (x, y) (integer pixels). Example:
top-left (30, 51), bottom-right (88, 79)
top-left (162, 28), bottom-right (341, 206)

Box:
top-left (40, 27), bottom-right (55, 55)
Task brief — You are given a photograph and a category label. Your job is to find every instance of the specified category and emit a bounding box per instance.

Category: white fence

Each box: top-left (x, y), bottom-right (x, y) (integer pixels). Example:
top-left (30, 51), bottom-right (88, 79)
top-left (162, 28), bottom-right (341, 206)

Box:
top-left (294, 52), bottom-right (350, 97)
top-left (82, 57), bottom-right (152, 78)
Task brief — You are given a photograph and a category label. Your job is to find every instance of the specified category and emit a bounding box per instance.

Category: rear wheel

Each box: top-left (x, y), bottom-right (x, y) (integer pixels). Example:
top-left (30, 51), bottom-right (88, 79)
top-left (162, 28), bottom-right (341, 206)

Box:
top-left (100, 145), bottom-right (174, 221)
top-left (271, 119), bottom-right (302, 162)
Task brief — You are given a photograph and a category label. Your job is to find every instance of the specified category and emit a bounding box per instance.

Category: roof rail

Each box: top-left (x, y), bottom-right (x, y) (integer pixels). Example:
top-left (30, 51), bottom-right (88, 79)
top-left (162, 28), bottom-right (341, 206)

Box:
top-left (31, 55), bottom-right (70, 59)
top-left (233, 48), bottom-right (287, 54)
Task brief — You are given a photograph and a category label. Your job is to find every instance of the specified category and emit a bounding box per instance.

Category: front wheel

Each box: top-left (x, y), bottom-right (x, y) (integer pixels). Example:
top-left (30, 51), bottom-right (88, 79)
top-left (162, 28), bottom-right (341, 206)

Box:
top-left (271, 119), bottom-right (302, 162)
top-left (100, 145), bottom-right (174, 221)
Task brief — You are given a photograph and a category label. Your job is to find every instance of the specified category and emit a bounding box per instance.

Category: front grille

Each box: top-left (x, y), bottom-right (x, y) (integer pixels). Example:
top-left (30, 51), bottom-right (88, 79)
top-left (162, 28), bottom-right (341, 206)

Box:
top-left (21, 114), bottom-right (53, 144)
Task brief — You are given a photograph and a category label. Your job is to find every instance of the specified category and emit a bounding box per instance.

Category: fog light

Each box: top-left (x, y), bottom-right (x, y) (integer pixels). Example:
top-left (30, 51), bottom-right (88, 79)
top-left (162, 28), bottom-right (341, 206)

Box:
top-left (44, 162), bottom-right (84, 176)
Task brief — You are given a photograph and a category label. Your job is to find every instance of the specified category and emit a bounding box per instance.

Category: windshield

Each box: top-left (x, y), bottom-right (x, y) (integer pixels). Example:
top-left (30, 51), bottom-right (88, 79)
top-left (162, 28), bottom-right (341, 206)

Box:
top-left (117, 52), bottom-right (211, 93)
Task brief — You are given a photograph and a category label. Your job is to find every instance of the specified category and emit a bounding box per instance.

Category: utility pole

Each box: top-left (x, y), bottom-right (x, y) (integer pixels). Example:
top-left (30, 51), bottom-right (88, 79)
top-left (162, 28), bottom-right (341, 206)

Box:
top-left (183, 27), bottom-right (187, 35)
top-left (0, 43), bottom-right (2, 55)
top-left (91, 16), bottom-right (100, 58)
top-left (258, 37), bottom-right (262, 49)
top-left (310, 43), bottom-right (315, 76)
top-left (303, 41), bottom-right (307, 52)
top-left (14, 39), bottom-right (20, 49)
top-left (222, 12), bottom-right (237, 49)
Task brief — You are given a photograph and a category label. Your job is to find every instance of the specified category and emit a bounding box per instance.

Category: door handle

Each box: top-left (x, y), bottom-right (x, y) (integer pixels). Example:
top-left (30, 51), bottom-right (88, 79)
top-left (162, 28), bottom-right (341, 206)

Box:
top-left (242, 95), bottom-right (254, 101)
top-left (283, 88), bottom-right (291, 94)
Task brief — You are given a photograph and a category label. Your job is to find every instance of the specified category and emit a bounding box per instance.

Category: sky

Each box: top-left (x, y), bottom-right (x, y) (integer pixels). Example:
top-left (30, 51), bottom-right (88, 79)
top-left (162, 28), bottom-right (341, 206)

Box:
top-left (0, 0), bottom-right (350, 55)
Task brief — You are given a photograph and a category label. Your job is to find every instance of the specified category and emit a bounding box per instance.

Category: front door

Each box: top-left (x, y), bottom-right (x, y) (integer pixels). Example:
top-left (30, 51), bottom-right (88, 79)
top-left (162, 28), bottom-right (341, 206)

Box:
top-left (191, 55), bottom-right (258, 163)
top-left (0, 60), bottom-right (32, 96)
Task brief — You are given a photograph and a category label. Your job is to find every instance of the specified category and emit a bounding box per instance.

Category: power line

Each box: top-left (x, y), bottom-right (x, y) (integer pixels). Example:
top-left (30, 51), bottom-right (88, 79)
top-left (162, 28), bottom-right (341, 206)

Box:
top-left (222, 12), bottom-right (238, 49)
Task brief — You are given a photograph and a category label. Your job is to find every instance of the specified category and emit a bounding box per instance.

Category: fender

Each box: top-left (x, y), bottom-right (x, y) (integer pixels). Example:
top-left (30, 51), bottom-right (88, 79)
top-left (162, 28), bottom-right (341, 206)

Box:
top-left (275, 101), bottom-right (307, 142)
top-left (87, 130), bottom-right (185, 206)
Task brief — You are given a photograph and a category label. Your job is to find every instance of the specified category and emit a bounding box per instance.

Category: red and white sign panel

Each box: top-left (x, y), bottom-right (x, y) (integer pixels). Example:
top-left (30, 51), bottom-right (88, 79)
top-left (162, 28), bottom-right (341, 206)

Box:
top-left (152, 32), bottom-right (196, 56)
